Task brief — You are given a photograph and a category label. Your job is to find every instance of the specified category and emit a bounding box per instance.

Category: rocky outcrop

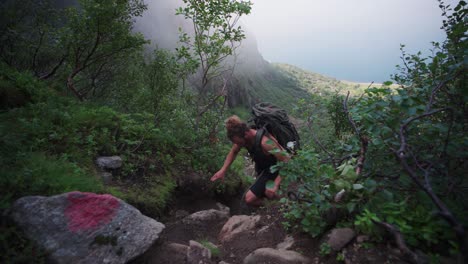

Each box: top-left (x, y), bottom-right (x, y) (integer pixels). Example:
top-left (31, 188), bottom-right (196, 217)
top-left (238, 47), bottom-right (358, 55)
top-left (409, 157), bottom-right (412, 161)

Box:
top-left (218, 215), bottom-right (261, 243)
top-left (276, 235), bottom-right (296, 250)
top-left (243, 248), bottom-right (311, 264)
top-left (11, 191), bottom-right (164, 264)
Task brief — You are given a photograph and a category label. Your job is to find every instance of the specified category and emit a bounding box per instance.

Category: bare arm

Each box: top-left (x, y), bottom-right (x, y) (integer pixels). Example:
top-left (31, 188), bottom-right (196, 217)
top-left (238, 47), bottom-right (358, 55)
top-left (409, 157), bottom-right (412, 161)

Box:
top-left (210, 144), bottom-right (241, 181)
top-left (261, 135), bottom-right (290, 162)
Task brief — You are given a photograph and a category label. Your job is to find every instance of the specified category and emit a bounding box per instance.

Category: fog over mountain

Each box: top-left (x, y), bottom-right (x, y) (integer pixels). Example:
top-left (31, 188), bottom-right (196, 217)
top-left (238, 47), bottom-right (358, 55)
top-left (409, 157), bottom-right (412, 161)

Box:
top-left (134, 0), bottom-right (458, 84)
top-left (133, 0), bottom-right (184, 51)
top-left (133, 0), bottom-right (269, 72)
top-left (242, 0), bottom-right (459, 83)
top-left (133, 0), bottom-right (285, 107)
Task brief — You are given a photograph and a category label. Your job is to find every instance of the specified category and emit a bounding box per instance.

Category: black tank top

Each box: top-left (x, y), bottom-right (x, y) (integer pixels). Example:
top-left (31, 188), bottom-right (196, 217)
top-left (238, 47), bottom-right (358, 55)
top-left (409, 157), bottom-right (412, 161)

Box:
top-left (247, 128), bottom-right (278, 175)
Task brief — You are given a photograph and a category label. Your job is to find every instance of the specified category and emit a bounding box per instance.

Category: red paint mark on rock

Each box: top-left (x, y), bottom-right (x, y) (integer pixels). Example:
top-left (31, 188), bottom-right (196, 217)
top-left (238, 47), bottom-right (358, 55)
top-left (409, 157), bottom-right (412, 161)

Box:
top-left (65, 192), bottom-right (120, 233)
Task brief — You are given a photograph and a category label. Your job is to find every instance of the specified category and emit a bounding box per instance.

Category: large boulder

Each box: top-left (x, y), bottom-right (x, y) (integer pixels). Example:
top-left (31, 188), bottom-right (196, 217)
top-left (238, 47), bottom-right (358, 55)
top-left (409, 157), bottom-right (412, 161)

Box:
top-left (11, 191), bottom-right (165, 264)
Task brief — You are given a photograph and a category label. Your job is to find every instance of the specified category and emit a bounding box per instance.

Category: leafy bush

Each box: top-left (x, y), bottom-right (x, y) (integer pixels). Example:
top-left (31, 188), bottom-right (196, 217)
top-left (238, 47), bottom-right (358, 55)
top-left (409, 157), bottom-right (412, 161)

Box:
top-left (122, 174), bottom-right (177, 217)
top-left (279, 1), bottom-right (467, 259)
top-left (0, 153), bottom-right (103, 208)
top-left (277, 149), bottom-right (374, 237)
top-left (0, 62), bottom-right (52, 110)
top-left (0, 223), bottom-right (47, 264)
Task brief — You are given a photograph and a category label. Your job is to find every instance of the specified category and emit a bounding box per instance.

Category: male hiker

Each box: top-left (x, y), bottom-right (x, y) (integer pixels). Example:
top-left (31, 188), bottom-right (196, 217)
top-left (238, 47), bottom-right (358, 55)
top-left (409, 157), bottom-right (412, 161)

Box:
top-left (210, 115), bottom-right (290, 206)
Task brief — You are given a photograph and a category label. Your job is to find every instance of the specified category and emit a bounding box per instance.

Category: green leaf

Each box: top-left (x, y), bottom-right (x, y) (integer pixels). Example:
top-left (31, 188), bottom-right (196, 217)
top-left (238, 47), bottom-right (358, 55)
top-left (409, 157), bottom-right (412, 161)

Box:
top-left (347, 202), bottom-right (356, 213)
top-left (353, 183), bottom-right (364, 190)
top-left (364, 179), bottom-right (377, 193)
top-left (266, 180), bottom-right (275, 189)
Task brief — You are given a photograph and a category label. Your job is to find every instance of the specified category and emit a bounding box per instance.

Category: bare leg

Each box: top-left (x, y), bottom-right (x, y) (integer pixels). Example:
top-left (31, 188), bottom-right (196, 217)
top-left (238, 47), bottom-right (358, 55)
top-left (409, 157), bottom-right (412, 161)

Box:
top-left (265, 176), bottom-right (282, 199)
top-left (245, 190), bottom-right (263, 206)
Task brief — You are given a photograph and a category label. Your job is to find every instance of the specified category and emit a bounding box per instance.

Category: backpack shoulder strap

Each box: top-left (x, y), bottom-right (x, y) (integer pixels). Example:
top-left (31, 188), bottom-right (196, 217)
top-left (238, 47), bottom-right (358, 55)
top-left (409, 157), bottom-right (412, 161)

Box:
top-left (254, 128), bottom-right (266, 154)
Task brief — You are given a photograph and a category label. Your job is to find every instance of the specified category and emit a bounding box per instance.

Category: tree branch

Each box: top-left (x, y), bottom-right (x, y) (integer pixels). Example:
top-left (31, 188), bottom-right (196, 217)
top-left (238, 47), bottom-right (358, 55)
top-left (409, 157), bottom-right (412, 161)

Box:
top-left (343, 91), bottom-right (368, 175)
top-left (39, 55), bottom-right (66, 80)
top-left (396, 108), bottom-right (446, 157)
top-left (373, 220), bottom-right (424, 264)
top-left (197, 77), bottom-right (228, 118)
top-left (395, 77), bottom-right (466, 261)
top-left (32, 30), bottom-right (45, 76)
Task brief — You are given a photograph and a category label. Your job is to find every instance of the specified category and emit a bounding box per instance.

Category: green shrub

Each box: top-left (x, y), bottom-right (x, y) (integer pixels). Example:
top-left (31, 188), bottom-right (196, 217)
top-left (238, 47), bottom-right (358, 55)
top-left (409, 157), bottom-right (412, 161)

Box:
top-left (122, 174), bottom-right (176, 216)
top-left (356, 200), bottom-right (453, 249)
top-left (0, 223), bottom-right (47, 264)
top-left (0, 62), bottom-right (52, 110)
top-left (199, 239), bottom-right (221, 258)
top-left (0, 152), bottom-right (104, 209)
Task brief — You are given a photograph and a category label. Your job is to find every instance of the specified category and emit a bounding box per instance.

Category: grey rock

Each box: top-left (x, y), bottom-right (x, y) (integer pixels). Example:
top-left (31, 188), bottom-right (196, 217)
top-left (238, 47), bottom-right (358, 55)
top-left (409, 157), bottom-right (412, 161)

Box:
top-left (276, 235), bottom-right (295, 250)
top-left (255, 224), bottom-right (276, 243)
top-left (96, 156), bottom-right (122, 170)
top-left (183, 209), bottom-right (229, 226)
top-left (216, 202), bottom-right (230, 214)
top-left (326, 228), bottom-right (356, 251)
top-left (218, 215), bottom-right (261, 243)
top-left (163, 243), bottom-right (189, 263)
top-left (167, 242), bottom-right (189, 255)
top-left (175, 210), bottom-right (190, 220)
top-left (356, 235), bottom-right (370, 243)
top-left (243, 248), bottom-right (311, 264)
top-left (101, 172), bottom-right (113, 185)
top-left (11, 191), bottom-right (164, 264)
top-left (187, 240), bottom-right (213, 264)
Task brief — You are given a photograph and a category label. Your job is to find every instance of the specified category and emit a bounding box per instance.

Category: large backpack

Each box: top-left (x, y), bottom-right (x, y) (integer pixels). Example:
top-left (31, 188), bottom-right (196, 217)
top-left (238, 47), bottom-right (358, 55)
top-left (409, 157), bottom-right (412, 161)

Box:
top-left (249, 102), bottom-right (300, 153)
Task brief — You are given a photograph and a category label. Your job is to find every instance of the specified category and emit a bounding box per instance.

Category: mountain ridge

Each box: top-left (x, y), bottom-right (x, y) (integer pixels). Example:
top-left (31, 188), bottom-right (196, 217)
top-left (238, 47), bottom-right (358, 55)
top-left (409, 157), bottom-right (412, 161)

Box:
top-left (133, 0), bottom-right (374, 109)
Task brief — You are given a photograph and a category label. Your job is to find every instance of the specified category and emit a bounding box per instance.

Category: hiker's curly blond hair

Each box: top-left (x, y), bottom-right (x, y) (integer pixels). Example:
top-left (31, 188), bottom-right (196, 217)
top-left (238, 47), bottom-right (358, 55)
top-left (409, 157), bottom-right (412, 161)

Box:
top-left (225, 115), bottom-right (248, 141)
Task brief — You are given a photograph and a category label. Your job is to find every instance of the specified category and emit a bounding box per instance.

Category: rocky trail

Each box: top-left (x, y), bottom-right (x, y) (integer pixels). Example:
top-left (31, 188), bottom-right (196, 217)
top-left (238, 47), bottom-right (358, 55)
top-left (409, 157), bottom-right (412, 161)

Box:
top-left (8, 156), bottom-right (410, 263)
top-left (130, 191), bottom-right (406, 264)
top-left (9, 188), bottom-right (409, 264)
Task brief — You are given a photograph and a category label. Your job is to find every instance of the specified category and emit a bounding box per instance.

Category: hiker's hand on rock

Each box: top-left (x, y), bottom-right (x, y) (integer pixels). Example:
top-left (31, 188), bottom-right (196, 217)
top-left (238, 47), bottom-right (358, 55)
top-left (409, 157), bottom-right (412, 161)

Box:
top-left (210, 170), bottom-right (225, 182)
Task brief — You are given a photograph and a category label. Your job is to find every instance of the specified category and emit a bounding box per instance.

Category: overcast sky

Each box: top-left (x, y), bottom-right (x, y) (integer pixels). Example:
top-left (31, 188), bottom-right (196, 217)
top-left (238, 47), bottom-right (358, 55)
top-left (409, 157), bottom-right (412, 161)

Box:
top-left (241, 0), bottom-right (457, 83)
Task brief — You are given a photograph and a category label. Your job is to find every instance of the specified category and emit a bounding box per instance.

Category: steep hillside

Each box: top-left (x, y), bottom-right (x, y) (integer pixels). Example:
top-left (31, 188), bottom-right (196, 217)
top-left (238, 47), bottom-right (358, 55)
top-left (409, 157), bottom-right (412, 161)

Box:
top-left (227, 60), bottom-right (310, 110)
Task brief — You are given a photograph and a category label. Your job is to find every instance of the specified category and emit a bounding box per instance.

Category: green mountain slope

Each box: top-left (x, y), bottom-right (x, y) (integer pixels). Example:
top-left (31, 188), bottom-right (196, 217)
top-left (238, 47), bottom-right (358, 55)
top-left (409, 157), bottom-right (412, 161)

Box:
top-left (228, 61), bottom-right (379, 112)
top-left (272, 63), bottom-right (372, 96)
top-left (228, 62), bottom-right (310, 111)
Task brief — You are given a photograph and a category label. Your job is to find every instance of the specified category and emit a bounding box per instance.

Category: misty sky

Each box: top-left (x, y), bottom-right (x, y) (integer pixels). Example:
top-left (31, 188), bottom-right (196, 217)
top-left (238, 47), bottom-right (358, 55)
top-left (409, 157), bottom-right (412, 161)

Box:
top-left (241, 0), bottom-right (457, 83)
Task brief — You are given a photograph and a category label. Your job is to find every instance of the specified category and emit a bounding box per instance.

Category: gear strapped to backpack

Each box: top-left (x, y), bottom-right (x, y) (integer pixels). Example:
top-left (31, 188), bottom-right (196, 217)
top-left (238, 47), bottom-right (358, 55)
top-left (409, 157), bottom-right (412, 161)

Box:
top-left (249, 102), bottom-right (300, 153)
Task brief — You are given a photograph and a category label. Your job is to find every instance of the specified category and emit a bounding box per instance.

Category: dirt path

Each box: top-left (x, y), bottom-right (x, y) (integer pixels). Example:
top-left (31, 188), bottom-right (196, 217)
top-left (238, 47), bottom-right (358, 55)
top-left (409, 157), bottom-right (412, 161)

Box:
top-left (130, 188), bottom-right (408, 264)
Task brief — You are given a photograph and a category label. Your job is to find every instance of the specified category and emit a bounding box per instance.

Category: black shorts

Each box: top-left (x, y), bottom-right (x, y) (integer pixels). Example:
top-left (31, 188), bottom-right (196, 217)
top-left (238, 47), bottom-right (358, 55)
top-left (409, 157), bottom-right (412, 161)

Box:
top-left (249, 170), bottom-right (279, 198)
